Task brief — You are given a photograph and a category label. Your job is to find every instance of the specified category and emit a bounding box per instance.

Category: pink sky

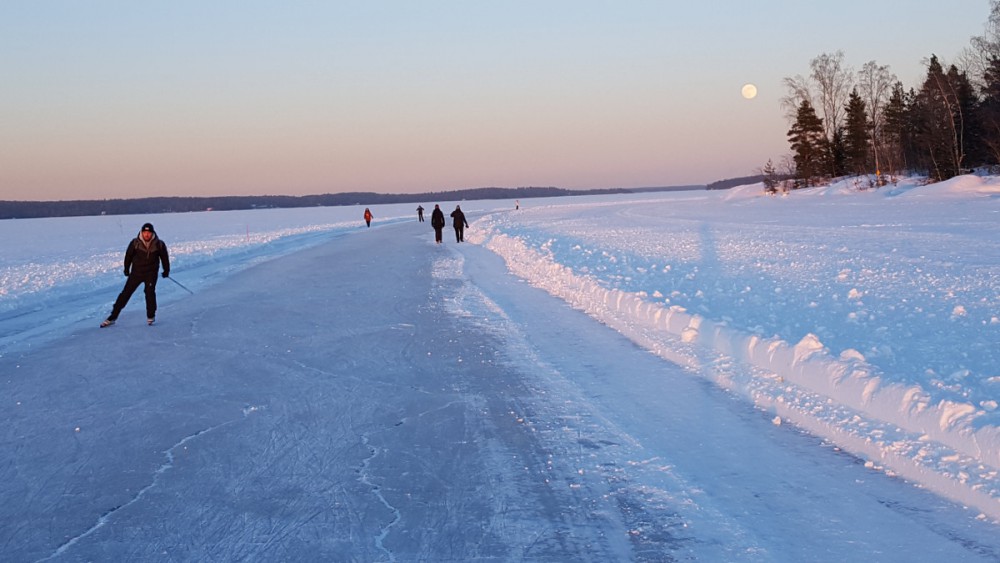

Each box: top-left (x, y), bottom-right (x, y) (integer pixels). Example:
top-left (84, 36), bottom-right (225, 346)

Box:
top-left (0, 1), bottom-right (987, 200)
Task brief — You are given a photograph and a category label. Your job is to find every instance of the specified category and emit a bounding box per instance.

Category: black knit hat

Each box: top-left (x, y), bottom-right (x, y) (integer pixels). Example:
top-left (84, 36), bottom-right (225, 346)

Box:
top-left (141, 223), bottom-right (155, 233)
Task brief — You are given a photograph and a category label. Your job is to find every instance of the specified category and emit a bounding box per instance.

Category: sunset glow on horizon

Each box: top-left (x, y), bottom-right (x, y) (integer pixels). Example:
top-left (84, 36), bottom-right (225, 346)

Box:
top-left (1, 1), bottom-right (989, 201)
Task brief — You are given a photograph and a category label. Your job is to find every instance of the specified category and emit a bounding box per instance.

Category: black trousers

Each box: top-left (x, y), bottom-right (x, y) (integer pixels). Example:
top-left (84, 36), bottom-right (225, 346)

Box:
top-left (433, 226), bottom-right (443, 243)
top-left (109, 275), bottom-right (158, 320)
top-left (454, 226), bottom-right (465, 242)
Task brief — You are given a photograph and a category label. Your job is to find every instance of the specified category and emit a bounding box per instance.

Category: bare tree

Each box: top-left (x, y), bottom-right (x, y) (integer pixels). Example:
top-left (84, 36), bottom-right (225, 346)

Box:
top-left (857, 61), bottom-right (897, 181)
top-left (960, 0), bottom-right (1000, 87)
top-left (781, 74), bottom-right (813, 124)
top-left (778, 155), bottom-right (796, 192)
top-left (782, 52), bottom-right (855, 140)
top-left (811, 51), bottom-right (855, 144)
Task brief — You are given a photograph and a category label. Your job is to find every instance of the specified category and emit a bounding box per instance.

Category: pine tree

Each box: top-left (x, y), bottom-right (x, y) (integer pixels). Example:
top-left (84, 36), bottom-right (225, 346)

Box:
top-left (762, 159), bottom-right (780, 194)
top-left (882, 87), bottom-right (901, 178)
top-left (787, 100), bottom-right (827, 187)
top-left (912, 55), bottom-right (968, 180)
top-left (882, 82), bottom-right (914, 176)
top-left (829, 128), bottom-right (847, 177)
top-left (952, 65), bottom-right (984, 169)
top-left (843, 88), bottom-right (871, 176)
top-left (979, 56), bottom-right (1000, 164)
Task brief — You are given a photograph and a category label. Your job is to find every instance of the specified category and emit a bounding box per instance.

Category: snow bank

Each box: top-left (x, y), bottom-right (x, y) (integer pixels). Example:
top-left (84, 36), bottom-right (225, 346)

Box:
top-left (470, 202), bottom-right (1000, 521)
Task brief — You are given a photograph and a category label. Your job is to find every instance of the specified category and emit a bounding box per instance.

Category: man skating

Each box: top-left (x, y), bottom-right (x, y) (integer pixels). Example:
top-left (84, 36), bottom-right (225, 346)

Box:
top-left (101, 222), bottom-right (170, 327)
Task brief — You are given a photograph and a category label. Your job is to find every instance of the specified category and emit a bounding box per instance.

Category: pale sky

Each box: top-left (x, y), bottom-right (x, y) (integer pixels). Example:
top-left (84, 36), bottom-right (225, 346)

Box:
top-left (1, 1), bottom-right (990, 201)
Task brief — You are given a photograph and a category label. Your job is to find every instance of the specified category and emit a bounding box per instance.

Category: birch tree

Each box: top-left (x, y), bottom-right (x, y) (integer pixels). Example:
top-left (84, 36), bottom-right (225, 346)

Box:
top-left (856, 61), bottom-right (897, 181)
top-left (811, 51), bottom-right (855, 145)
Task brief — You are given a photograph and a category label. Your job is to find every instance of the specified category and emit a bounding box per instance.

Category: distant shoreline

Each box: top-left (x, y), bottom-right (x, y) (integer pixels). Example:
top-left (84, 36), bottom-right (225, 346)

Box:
top-left (0, 184), bottom-right (710, 220)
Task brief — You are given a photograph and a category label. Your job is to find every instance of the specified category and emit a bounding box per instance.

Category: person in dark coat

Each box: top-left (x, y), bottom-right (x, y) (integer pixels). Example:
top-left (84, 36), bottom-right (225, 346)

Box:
top-left (416, 205), bottom-right (425, 222)
top-left (450, 205), bottom-right (469, 243)
top-left (430, 204), bottom-right (446, 244)
top-left (101, 222), bottom-right (170, 327)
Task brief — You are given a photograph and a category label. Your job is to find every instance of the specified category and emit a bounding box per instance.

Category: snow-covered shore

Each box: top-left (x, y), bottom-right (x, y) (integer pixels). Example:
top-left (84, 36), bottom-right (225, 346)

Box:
top-left (467, 176), bottom-right (1000, 520)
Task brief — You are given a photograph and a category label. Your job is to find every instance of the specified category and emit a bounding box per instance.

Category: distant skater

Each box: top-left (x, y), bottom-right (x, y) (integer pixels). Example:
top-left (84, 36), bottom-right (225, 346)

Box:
top-left (430, 204), bottom-right (445, 244)
top-left (364, 207), bottom-right (373, 227)
top-left (417, 205), bottom-right (425, 222)
top-left (101, 222), bottom-right (170, 327)
top-left (451, 205), bottom-right (469, 243)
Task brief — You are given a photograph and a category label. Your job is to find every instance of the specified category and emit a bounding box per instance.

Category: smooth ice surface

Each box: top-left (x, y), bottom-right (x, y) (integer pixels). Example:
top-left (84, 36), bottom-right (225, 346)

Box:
top-left (1, 180), bottom-right (999, 561)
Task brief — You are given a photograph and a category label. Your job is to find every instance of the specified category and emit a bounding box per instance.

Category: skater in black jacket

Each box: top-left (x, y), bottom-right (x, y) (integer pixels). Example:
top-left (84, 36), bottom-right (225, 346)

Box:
top-left (450, 205), bottom-right (469, 242)
top-left (430, 204), bottom-right (446, 244)
top-left (101, 223), bottom-right (170, 327)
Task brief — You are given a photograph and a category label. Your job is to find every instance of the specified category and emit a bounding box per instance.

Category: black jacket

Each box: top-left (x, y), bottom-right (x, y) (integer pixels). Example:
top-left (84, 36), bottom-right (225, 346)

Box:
top-left (450, 209), bottom-right (469, 227)
top-left (125, 234), bottom-right (170, 279)
top-left (431, 208), bottom-right (446, 228)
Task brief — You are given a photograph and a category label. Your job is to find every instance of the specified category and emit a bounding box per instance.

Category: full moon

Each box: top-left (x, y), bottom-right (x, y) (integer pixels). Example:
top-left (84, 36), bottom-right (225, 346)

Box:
top-left (741, 83), bottom-right (758, 99)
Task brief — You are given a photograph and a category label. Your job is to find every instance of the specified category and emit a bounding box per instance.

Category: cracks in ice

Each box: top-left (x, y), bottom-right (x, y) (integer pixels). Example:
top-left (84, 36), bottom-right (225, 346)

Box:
top-left (355, 400), bottom-right (467, 561)
top-left (359, 434), bottom-right (400, 562)
top-left (39, 418), bottom-right (242, 561)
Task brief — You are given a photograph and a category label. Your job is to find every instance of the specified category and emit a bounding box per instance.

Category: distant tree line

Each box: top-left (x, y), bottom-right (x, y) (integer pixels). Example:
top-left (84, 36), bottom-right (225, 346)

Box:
top-left (778, 1), bottom-right (1000, 190)
top-left (0, 186), bottom-right (640, 220)
top-left (706, 175), bottom-right (767, 190)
